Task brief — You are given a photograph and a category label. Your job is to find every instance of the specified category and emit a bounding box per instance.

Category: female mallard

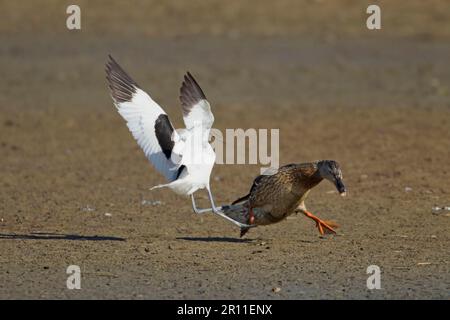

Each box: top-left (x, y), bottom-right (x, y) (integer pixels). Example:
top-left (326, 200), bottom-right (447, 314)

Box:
top-left (224, 160), bottom-right (347, 237)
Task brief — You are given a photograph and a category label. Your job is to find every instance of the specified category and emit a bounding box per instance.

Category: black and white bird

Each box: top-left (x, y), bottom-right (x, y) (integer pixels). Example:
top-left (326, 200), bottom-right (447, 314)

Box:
top-left (105, 55), bottom-right (248, 228)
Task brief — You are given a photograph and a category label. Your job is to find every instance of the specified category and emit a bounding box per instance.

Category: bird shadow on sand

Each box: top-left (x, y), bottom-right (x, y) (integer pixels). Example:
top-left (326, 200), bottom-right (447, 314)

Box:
top-left (177, 236), bottom-right (253, 243)
top-left (0, 232), bottom-right (126, 242)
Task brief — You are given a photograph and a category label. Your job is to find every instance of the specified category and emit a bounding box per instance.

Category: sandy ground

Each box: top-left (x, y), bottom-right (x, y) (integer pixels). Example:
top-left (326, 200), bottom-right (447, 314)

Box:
top-left (0, 1), bottom-right (449, 299)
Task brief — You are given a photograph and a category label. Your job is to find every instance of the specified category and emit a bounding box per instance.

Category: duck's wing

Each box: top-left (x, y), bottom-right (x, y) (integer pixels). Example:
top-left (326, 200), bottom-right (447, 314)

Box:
top-left (231, 193), bottom-right (251, 205)
top-left (106, 55), bottom-right (183, 182)
top-left (232, 174), bottom-right (266, 205)
top-left (179, 72), bottom-right (214, 137)
top-left (231, 166), bottom-right (283, 205)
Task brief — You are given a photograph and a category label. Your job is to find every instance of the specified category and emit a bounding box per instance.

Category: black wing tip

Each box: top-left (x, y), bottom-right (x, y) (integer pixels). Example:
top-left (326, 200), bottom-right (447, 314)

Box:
top-left (105, 54), bottom-right (118, 72)
top-left (186, 71), bottom-right (194, 81)
top-left (184, 71), bottom-right (202, 88)
top-left (179, 71), bottom-right (207, 112)
top-left (105, 55), bottom-right (139, 103)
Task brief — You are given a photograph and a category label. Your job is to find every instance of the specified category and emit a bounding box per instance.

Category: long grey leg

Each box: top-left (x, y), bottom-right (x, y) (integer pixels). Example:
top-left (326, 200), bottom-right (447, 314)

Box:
top-left (205, 185), bottom-right (254, 228)
top-left (206, 186), bottom-right (220, 213)
top-left (191, 193), bottom-right (213, 214)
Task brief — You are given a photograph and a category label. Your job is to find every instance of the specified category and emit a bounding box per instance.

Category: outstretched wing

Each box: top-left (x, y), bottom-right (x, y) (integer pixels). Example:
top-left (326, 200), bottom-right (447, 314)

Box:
top-left (179, 72), bottom-right (214, 135)
top-left (106, 55), bottom-right (183, 181)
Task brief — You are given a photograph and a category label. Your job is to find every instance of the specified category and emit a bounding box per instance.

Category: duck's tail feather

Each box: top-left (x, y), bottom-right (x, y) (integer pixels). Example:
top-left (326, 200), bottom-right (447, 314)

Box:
top-left (240, 227), bottom-right (251, 238)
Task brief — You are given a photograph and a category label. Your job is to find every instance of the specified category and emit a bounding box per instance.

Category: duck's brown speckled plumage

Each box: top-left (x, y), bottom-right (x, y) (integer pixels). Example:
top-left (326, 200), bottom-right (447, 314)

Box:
top-left (235, 163), bottom-right (323, 222)
top-left (225, 160), bottom-right (346, 237)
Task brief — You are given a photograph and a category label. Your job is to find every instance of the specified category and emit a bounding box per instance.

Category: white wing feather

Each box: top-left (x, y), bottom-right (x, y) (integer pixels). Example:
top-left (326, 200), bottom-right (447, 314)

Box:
top-left (106, 56), bottom-right (183, 182)
top-left (116, 89), bottom-right (182, 181)
top-left (180, 72), bottom-right (214, 138)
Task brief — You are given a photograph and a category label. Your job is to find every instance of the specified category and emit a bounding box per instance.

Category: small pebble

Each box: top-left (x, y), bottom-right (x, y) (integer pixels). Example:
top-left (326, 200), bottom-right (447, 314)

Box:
top-left (141, 200), bottom-right (164, 206)
top-left (432, 206), bottom-right (450, 215)
top-left (105, 213), bottom-right (112, 217)
top-left (82, 205), bottom-right (95, 212)
top-left (272, 287), bottom-right (281, 293)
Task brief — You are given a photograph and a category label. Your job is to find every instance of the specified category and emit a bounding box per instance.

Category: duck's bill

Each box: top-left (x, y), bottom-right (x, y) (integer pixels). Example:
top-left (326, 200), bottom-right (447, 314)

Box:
top-left (335, 179), bottom-right (347, 196)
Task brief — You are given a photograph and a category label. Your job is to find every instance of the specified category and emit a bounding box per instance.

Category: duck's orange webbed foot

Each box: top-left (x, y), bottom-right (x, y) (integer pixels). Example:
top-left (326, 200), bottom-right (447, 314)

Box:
top-left (303, 210), bottom-right (338, 235)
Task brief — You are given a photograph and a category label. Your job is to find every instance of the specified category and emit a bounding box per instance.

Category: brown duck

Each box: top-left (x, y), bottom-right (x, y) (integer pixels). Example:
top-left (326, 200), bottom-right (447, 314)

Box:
top-left (221, 160), bottom-right (347, 237)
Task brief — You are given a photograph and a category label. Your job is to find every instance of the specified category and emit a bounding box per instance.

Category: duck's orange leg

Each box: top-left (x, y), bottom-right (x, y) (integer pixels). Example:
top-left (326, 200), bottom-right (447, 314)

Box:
top-left (240, 207), bottom-right (255, 238)
top-left (302, 210), bottom-right (338, 235)
top-left (248, 207), bottom-right (255, 225)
